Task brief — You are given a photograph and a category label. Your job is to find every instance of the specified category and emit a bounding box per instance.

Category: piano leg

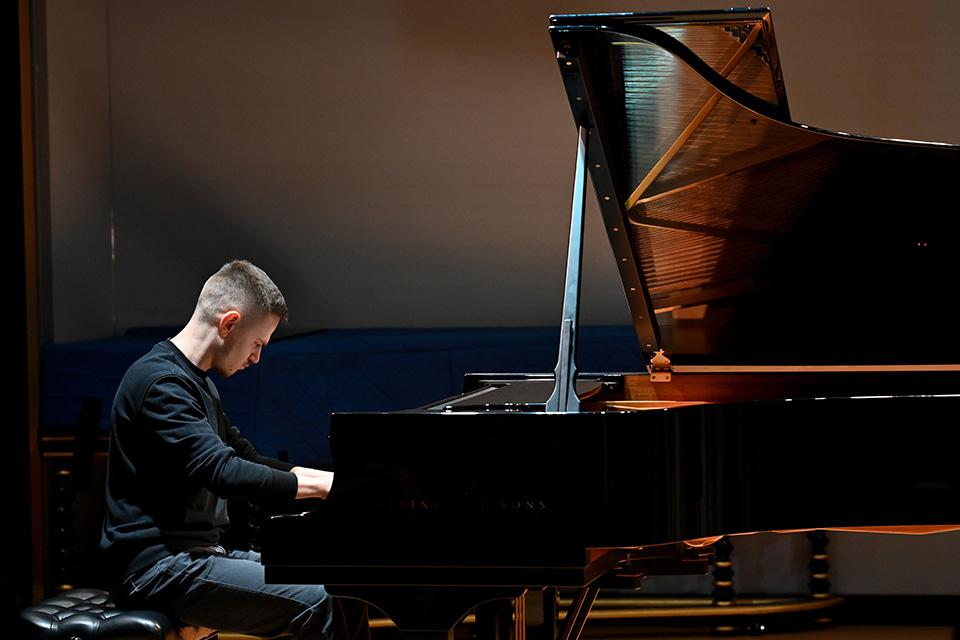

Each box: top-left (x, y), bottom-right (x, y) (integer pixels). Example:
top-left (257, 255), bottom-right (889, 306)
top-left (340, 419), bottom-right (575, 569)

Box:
top-left (524, 589), bottom-right (557, 640)
top-left (555, 585), bottom-right (600, 640)
top-left (475, 588), bottom-right (598, 640)
top-left (328, 586), bottom-right (525, 640)
top-left (393, 630), bottom-right (455, 640)
top-left (476, 596), bottom-right (522, 640)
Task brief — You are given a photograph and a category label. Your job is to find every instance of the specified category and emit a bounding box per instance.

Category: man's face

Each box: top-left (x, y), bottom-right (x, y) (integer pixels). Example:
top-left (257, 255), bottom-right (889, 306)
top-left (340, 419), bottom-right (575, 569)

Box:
top-left (212, 312), bottom-right (280, 378)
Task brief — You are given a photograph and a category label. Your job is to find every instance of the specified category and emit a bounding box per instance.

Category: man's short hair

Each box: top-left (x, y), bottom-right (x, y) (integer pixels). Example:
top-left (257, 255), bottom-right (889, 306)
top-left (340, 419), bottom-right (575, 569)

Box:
top-left (196, 260), bottom-right (288, 323)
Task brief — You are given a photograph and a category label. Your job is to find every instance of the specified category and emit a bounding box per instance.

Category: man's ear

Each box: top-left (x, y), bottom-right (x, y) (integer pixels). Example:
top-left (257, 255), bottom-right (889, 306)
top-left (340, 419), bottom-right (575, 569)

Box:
top-left (217, 310), bottom-right (242, 338)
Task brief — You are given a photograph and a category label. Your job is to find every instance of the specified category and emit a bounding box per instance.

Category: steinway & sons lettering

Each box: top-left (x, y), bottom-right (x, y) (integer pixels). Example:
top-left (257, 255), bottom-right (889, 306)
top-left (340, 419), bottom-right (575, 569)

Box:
top-left (382, 498), bottom-right (547, 512)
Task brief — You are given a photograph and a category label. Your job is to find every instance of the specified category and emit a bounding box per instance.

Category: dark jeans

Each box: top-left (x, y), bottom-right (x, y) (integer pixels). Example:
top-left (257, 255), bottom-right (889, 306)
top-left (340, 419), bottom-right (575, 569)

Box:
top-left (112, 547), bottom-right (369, 640)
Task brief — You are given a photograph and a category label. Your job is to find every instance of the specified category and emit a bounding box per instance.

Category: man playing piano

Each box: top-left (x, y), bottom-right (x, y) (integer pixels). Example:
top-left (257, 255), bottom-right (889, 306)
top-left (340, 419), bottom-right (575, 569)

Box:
top-left (100, 260), bottom-right (368, 640)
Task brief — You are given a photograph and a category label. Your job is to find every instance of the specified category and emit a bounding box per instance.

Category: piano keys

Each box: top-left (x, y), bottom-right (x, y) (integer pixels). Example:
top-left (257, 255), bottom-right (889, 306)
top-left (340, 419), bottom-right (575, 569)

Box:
top-left (261, 8), bottom-right (960, 639)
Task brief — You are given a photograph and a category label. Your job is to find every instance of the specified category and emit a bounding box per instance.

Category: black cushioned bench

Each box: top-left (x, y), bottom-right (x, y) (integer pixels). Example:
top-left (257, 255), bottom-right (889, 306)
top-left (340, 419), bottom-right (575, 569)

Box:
top-left (19, 588), bottom-right (210, 640)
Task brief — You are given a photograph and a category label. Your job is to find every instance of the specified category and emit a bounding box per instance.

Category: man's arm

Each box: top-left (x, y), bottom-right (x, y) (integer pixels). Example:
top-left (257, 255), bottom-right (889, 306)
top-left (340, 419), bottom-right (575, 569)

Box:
top-left (290, 466), bottom-right (334, 499)
top-left (225, 422), bottom-right (331, 499)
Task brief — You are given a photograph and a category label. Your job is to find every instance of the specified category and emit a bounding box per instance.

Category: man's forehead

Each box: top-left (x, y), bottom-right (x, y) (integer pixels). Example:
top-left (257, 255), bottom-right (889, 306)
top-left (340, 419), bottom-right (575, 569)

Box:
top-left (259, 314), bottom-right (281, 344)
top-left (239, 311), bottom-right (280, 342)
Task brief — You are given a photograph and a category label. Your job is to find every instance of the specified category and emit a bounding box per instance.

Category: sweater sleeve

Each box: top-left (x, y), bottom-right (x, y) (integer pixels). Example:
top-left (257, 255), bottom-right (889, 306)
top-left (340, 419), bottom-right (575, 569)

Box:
top-left (138, 374), bottom-right (298, 501)
top-left (224, 422), bottom-right (297, 472)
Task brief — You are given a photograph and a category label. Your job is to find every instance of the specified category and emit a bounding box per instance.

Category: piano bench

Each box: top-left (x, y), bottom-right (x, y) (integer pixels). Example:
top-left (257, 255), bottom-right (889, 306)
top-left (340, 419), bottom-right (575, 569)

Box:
top-left (19, 587), bottom-right (214, 640)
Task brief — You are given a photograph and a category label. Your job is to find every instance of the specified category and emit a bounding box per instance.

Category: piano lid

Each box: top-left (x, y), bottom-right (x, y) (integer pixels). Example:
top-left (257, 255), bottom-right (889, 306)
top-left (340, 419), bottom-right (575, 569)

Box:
top-left (549, 9), bottom-right (960, 367)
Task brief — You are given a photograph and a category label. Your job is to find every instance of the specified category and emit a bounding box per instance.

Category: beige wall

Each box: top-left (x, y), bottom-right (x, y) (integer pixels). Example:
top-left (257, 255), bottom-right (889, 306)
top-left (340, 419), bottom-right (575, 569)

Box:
top-left (37, 0), bottom-right (960, 342)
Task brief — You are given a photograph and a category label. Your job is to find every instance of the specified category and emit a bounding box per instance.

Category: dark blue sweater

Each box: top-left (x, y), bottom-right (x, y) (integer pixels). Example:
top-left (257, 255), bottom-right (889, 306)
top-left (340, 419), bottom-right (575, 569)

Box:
top-left (100, 340), bottom-right (298, 579)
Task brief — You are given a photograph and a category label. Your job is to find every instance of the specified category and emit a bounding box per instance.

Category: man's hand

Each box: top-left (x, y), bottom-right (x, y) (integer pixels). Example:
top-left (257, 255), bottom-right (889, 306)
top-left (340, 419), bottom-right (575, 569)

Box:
top-left (291, 466), bottom-right (334, 499)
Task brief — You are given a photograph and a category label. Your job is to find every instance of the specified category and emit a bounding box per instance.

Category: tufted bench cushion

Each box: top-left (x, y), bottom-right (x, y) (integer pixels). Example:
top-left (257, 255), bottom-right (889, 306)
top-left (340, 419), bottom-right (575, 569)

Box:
top-left (19, 587), bottom-right (214, 640)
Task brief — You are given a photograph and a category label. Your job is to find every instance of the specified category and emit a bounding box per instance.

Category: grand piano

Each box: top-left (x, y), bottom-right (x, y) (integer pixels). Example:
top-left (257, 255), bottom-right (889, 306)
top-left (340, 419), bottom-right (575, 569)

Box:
top-left (261, 8), bottom-right (960, 639)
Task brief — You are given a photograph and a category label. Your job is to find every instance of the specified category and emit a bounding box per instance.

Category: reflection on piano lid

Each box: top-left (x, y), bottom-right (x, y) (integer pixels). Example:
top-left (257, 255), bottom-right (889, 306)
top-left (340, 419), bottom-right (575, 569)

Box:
top-left (261, 9), bottom-right (960, 639)
top-left (550, 8), bottom-right (960, 368)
